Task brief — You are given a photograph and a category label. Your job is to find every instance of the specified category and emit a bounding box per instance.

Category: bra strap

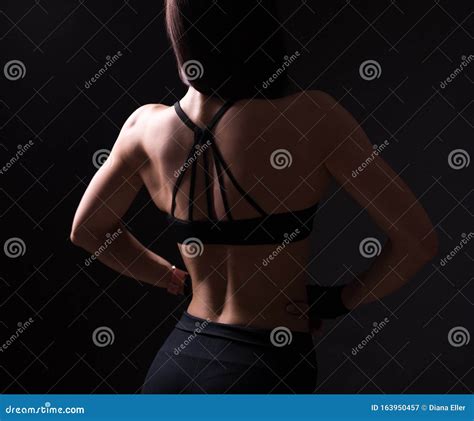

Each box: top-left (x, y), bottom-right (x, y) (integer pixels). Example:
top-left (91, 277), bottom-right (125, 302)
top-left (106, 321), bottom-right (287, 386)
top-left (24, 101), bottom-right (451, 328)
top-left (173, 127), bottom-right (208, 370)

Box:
top-left (171, 135), bottom-right (200, 218)
top-left (173, 100), bottom-right (234, 132)
top-left (206, 100), bottom-right (234, 131)
top-left (172, 99), bottom-right (267, 221)
top-left (201, 129), bottom-right (216, 220)
top-left (210, 143), bottom-right (233, 220)
top-left (211, 143), bottom-right (267, 217)
top-left (174, 101), bottom-right (198, 131)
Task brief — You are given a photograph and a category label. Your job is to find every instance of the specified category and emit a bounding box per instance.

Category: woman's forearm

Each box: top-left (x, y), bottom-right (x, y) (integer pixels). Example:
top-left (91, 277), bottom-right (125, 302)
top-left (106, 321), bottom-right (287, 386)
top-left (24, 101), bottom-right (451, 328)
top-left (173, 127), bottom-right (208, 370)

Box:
top-left (341, 238), bottom-right (436, 309)
top-left (73, 225), bottom-right (173, 288)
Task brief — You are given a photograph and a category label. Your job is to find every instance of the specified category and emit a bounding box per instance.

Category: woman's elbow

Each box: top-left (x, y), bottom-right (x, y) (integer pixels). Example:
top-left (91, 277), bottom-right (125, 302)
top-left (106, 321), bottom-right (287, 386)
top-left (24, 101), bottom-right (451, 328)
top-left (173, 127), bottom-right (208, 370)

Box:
top-left (70, 225), bottom-right (94, 250)
top-left (70, 229), bottom-right (78, 245)
top-left (70, 228), bottom-right (85, 248)
top-left (407, 230), bottom-right (439, 263)
top-left (390, 229), bottom-right (439, 264)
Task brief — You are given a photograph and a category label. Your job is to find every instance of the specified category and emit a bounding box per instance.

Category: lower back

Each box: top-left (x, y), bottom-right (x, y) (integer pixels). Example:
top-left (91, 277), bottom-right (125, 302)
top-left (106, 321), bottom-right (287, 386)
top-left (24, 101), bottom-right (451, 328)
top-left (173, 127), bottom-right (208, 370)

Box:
top-left (184, 240), bottom-right (312, 332)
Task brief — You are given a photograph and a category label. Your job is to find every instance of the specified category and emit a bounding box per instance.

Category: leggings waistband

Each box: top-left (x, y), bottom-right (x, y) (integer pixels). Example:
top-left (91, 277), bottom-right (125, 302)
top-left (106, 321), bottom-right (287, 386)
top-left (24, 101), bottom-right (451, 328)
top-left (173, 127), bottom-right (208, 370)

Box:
top-left (176, 311), bottom-right (313, 348)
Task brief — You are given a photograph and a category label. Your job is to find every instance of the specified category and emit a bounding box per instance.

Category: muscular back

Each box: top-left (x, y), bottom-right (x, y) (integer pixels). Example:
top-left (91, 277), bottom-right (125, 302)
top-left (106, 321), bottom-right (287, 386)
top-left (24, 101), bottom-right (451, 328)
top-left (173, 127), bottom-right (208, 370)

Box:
top-left (137, 91), bottom-right (333, 331)
top-left (72, 88), bottom-right (437, 333)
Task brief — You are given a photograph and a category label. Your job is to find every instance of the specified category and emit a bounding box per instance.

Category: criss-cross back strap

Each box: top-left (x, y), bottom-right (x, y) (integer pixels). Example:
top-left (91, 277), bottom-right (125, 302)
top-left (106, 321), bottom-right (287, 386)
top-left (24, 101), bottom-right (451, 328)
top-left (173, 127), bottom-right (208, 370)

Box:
top-left (171, 100), bottom-right (267, 221)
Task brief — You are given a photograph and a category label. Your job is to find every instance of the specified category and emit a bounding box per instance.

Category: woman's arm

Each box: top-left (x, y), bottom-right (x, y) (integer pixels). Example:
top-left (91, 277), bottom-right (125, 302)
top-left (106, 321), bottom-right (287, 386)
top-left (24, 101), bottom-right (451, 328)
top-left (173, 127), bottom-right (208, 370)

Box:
top-left (313, 92), bottom-right (439, 310)
top-left (70, 105), bottom-right (187, 291)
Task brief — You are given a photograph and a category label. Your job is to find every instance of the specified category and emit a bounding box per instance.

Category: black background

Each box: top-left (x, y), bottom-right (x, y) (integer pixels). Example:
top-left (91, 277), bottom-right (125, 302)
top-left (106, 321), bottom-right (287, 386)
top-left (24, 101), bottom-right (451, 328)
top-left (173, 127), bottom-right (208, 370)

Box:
top-left (0, 0), bottom-right (472, 393)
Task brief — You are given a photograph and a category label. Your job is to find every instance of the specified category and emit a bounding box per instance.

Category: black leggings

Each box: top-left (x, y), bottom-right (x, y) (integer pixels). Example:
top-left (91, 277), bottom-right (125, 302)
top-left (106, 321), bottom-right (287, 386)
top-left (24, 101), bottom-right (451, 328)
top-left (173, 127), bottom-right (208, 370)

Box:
top-left (142, 311), bottom-right (318, 394)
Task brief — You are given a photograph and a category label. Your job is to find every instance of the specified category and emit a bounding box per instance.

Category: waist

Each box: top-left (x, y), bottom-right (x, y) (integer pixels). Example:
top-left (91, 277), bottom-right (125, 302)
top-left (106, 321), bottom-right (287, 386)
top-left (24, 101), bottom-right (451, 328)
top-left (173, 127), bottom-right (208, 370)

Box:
top-left (177, 311), bottom-right (313, 348)
top-left (185, 256), bottom-right (312, 333)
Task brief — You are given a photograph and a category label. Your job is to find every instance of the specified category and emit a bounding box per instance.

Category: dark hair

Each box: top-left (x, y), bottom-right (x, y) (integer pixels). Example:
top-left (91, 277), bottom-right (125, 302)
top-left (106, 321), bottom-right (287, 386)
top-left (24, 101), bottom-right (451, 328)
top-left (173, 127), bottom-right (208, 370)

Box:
top-left (165, 0), bottom-right (289, 99)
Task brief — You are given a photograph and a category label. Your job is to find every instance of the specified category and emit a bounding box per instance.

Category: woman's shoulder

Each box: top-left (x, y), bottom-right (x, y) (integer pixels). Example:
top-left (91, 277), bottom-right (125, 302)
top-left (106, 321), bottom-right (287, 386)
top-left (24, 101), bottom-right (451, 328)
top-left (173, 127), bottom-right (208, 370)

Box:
top-left (270, 90), bottom-right (360, 151)
top-left (264, 90), bottom-right (353, 127)
top-left (125, 103), bottom-right (169, 126)
top-left (121, 103), bottom-right (172, 142)
top-left (290, 90), bottom-right (357, 128)
top-left (256, 90), bottom-right (344, 121)
top-left (279, 89), bottom-right (339, 110)
top-left (112, 103), bottom-right (169, 168)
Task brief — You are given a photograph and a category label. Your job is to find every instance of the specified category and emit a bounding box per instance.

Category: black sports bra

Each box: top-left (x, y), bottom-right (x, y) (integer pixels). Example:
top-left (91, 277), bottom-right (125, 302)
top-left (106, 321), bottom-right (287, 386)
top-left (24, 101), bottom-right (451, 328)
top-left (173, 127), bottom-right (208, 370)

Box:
top-left (166, 100), bottom-right (319, 245)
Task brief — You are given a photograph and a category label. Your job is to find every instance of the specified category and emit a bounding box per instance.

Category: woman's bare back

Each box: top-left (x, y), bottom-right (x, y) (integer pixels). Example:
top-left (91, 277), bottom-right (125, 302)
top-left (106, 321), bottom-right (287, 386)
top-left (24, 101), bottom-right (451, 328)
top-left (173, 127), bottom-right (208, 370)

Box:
top-left (71, 87), bottom-right (437, 333)
top-left (136, 91), bottom-right (334, 331)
